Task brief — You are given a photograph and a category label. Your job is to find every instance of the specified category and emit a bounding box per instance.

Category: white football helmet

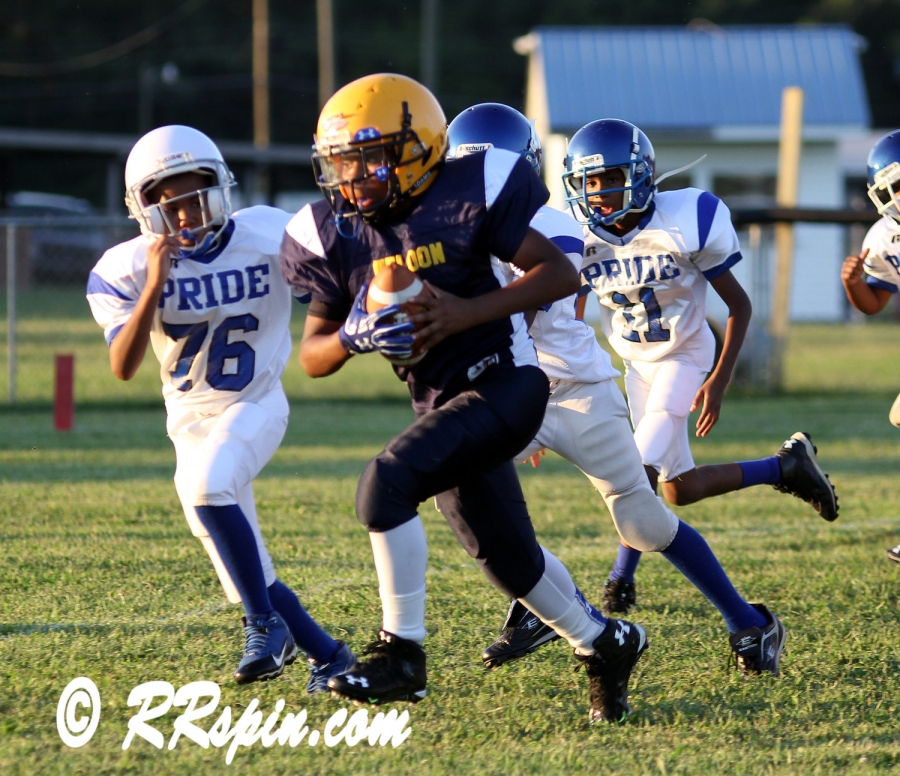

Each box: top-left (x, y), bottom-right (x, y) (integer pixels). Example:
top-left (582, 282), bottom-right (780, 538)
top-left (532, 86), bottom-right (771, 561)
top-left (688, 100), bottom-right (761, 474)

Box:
top-left (124, 125), bottom-right (236, 238)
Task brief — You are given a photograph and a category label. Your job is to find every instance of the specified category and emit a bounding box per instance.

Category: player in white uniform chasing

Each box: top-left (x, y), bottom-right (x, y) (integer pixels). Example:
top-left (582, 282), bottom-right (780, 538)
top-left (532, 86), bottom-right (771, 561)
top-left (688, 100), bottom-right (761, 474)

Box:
top-left (840, 129), bottom-right (900, 562)
top-left (86, 125), bottom-right (354, 690)
top-left (447, 105), bottom-right (787, 680)
top-left (569, 119), bottom-right (838, 611)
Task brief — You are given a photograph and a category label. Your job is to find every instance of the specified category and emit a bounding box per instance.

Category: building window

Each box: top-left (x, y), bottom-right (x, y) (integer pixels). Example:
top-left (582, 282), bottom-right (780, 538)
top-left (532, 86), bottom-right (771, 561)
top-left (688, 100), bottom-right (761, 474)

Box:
top-left (713, 175), bottom-right (776, 208)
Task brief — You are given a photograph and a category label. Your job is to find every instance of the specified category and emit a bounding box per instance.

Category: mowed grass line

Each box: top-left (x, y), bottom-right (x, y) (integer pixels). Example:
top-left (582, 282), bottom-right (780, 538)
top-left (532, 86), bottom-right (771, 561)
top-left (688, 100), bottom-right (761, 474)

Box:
top-left (2, 389), bottom-right (900, 774)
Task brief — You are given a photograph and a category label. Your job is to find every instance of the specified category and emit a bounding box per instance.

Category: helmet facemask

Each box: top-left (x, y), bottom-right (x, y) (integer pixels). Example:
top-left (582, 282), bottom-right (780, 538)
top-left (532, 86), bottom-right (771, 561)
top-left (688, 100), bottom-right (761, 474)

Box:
top-left (314, 75), bottom-right (448, 237)
top-left (126, 156), bottom-right (235, 244)
top-left (867, 161), bottom-right (900, 226)
top-left (563, 158), bottom-right (653, 228)
top-left (313, 142), bottom-right (400, 236)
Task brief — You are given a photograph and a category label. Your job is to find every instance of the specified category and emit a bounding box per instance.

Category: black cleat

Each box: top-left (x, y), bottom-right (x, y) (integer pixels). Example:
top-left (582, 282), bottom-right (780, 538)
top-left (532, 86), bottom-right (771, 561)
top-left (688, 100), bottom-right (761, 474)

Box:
top-left (575, 619), bottom-right (648, 724)
top-left (602, 578), bottom-right (637, 616)
top-left (729, 603), bottom-right (786, 677)
top-left (327, 630), bottom-right (427, 704)
top-left (774, 432), bottom-right (839, 522)
top-left (482, 599), bottom-right (560, 668)
top-left (887, 544), bottom-right (900, 564)
top-left (234, 612), bottom-right (297, 685)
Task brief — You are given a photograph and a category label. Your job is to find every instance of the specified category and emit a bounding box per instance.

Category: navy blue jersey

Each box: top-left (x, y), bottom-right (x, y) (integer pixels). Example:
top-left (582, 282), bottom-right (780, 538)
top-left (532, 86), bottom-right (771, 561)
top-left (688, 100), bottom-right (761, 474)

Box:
top-left (280, 148), bottom-right (547, 413)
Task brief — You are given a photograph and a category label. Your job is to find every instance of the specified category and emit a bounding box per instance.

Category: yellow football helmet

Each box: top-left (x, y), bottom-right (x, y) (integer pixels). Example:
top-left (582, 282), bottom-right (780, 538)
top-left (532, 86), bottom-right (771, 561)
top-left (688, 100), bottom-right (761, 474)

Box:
top-left (313, 73), bottom-right (448, 232)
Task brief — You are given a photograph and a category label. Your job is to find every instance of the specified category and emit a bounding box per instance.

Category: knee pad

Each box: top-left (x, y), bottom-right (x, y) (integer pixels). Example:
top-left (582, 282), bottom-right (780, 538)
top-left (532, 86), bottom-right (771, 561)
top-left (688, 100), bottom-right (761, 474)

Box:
top-left (356, 452), bottom-right (422, 531)
top-left (606, 479), bottom-right (679, 552)
top-left (477, 550), bottom-right (545, 600)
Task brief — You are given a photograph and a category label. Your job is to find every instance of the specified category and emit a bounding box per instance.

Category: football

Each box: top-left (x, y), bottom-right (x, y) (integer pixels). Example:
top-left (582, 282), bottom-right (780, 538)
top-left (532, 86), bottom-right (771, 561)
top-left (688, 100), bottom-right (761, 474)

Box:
top-left (366, 262), bottom-right (432, 366)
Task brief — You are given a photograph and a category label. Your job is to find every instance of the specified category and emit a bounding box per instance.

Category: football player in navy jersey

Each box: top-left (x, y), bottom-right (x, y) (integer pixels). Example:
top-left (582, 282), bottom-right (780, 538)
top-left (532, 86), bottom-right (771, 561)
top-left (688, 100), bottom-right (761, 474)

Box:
top-left (446, 105), bottom-right (788, 680)
top-left (86, 126), bottom-right (355, 691)
top-left (280, 74), bottom-right (647, 724)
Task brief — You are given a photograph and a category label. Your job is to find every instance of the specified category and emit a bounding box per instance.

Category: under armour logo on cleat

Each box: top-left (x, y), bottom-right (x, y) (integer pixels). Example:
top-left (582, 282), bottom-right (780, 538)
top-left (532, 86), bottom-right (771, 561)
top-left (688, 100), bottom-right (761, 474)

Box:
top-left (345, 675), bottom-right (370, 688)
top-left (615, 622), bottom-right (631, 646)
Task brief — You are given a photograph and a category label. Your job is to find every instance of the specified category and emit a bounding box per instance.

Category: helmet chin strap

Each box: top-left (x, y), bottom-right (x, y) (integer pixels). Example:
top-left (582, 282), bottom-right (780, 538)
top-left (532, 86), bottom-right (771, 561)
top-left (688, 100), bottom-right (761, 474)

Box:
top-left (655, 154), bottom-right (707, 186)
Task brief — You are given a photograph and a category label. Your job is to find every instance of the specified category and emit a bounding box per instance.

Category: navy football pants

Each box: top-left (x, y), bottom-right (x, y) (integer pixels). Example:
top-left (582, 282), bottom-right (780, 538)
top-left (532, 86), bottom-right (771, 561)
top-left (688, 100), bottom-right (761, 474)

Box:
top-left (356, 364), bottom-right (549, 598)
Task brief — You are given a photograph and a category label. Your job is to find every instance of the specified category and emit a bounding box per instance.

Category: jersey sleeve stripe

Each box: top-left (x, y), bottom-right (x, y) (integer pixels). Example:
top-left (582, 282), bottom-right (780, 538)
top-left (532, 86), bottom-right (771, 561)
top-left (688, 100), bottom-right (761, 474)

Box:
top-left (86, 271), bottom-right (134, 301)
top-left (107, 323), bottom-right (124, 345)
top-left (865, 274), bottom-right (898, 292)
top-left (293, 292), bottom-right (312, 304)
top-left (701, 250), bottom-right (743, 280)
top-left (550, 234), bottom-right (585, 255)
top-left (697, 191), bottom-right (719, 251)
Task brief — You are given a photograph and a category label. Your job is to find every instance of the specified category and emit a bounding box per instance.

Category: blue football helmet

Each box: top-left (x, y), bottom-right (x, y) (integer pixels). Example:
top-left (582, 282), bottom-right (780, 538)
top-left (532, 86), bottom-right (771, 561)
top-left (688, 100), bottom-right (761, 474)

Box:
top-left (563, 119), bottom-right (655, 227)
top-left (446, 103), bottom-right (542, 174)
top-left (867, 130), bottom-right (900, 225)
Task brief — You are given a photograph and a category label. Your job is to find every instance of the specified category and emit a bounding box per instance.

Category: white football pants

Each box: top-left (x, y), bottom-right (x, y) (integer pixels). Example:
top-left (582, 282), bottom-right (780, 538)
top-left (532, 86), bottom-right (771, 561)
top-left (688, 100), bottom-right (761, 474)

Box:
top-left (519, 378), bottom-right (679, 553)
top-left (624, 358), bottom-right (707, 482)
top-left (168, 387), bottom-right (288, 603)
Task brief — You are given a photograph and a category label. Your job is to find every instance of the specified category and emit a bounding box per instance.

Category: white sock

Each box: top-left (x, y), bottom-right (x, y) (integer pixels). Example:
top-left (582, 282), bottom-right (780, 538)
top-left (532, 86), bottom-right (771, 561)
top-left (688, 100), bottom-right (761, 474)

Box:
top-left (369, 517), bottom-right (428, 644)
top-left (519, 547), bottom-right (605, 654)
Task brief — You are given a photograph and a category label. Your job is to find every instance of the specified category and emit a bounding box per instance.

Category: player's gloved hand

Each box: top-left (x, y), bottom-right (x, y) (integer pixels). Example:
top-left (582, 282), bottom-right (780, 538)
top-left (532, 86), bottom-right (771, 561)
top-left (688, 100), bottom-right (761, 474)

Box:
top-left (338, 283), bottom-right (415, 357)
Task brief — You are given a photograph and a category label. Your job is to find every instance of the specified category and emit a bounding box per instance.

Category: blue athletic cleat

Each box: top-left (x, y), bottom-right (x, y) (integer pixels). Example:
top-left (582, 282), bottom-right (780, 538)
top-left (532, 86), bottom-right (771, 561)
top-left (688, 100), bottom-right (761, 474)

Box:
top-left (307, 640), bottom-right (356, 695)
top-left (234, 612), bottom-right (297, 685)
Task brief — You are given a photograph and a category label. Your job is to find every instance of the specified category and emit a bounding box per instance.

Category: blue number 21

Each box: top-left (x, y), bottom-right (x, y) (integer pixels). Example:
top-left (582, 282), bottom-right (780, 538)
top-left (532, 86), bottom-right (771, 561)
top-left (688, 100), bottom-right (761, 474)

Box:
top-left (162, 314), bottom-right (259, 392)
top-left (610, 287), bottom-right (670, 343)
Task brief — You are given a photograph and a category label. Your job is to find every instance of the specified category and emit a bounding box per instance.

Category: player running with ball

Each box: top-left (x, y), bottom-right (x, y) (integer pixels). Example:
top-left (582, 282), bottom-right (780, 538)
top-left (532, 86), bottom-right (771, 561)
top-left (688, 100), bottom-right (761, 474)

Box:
top-left (280, 73), bottom-right (647, 724)
top-left (86, 126), bottom-right (354, 691)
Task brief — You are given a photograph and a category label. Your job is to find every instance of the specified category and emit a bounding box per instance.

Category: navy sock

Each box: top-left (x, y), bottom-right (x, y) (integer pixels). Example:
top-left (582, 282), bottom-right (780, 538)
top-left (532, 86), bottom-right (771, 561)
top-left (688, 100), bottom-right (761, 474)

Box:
top-left (194, 504), bottom-right (273, 616)
top-left (267, 579), bottom-right (339, 663)
top-left (609, 543), bottom-right (642, 583)
top-left (738, 456), bottom-right (782, 488)
top-left (661, 520), bottom-right (768, 632)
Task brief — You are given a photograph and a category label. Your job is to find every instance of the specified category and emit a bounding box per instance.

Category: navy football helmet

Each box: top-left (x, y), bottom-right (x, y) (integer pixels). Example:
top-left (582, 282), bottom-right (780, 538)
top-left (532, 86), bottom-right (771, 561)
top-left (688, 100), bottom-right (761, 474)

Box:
top-left (563, 119), bottom-right (655, 227)
top-left (867, 130), bottom-right (900, 225)
top-left (446, 103), bottom-right (542, 174)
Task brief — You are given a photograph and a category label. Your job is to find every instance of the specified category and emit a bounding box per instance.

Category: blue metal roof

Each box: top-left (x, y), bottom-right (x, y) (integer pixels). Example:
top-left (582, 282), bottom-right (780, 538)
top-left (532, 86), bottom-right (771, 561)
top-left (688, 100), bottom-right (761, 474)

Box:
top-left (534, 25), bottom-right (870, 133)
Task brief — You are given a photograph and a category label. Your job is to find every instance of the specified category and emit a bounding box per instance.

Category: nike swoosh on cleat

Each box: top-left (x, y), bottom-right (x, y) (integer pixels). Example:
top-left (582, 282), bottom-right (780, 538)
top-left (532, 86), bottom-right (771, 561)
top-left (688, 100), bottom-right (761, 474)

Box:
top-left (271, 643), bottom-right (288, 669)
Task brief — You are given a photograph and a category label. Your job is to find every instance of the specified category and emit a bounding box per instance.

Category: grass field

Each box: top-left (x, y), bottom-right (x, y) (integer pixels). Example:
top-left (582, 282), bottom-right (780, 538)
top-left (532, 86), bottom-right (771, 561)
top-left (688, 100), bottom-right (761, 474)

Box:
top-left (2, 290), bottom-right (900, 774)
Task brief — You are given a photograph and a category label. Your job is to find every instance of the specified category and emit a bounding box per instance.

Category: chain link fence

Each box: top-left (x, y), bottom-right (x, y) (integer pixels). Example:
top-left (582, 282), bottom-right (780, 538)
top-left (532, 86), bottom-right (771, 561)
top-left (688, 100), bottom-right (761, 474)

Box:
top-left (1, 217), bottom-right (140, 405)
top-left (0, 214), bottom-right (889, 407)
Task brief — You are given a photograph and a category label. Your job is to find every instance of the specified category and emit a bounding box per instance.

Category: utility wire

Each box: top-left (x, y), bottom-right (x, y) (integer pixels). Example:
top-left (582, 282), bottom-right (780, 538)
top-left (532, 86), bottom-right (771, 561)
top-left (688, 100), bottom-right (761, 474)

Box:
top-left (0, 0), bottom-right (210, 77)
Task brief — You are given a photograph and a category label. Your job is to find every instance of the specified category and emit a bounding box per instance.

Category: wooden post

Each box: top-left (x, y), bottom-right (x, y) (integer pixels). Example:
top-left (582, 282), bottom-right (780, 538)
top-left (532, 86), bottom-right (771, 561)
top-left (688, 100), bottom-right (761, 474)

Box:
top-left (6, 224), bottom-right (15, 404)
top-left (317, 0), bottom-right (335, 108)
top-left (420, 0), bottom-right (439, 91)
top-left (54, 354), bottom-right (74, 431)
top-left (252, 0), bottom-right (270, 150)
top-left (769, 86), bottom-right (804, 390)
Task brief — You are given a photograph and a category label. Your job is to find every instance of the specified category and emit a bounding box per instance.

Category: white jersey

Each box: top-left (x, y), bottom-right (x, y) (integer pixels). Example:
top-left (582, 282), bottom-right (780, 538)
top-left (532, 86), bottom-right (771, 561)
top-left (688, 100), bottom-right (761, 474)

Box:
top-left (861, 216), bottom-right (900, 294)
top-left (580, 188), bottom-right (742, 368)
top-left (498, 205), bottom-right (619, 383)
top-left (87, 206), bottom-right (298, 417)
